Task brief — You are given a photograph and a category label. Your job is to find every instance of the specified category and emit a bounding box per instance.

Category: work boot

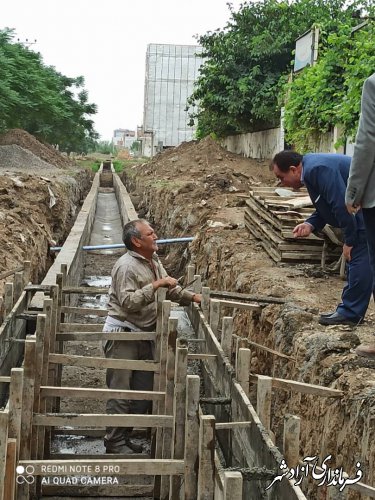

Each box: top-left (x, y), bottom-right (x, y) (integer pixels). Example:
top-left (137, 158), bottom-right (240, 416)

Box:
top-left (125, 437), bottom-right (143, 454)
top-left (355, 344), bottom-right (375, 359)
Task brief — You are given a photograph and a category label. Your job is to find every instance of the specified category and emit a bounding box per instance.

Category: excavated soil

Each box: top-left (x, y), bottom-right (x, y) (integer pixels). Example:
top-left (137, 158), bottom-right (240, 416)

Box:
top-left (0, 129), bottom-right (93, 301)
top-left (122, 137), bottom-right (375, 499)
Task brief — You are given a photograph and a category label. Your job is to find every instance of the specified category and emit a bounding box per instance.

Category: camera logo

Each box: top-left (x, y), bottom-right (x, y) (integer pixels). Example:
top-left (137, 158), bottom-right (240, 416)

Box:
top-left (16, 465), bottom-right (35, 484)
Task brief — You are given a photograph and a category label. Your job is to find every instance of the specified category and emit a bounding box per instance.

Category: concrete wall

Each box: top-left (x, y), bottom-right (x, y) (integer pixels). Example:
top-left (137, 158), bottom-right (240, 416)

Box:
top-left (222, 128), bottom-right (282, 160)
top-left (143, 43), bottom-right (203, 153)
top-left (112, 173), bottom-right (138, 224)
top-left (222, 126), bottom-right (351, 160)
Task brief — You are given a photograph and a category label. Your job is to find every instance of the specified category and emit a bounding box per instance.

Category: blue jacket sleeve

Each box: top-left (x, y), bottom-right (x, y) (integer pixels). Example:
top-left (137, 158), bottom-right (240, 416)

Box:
top-left (308, 165), bottom-right (358, 246)
top-left (305, 211), bottom-right (326, 232)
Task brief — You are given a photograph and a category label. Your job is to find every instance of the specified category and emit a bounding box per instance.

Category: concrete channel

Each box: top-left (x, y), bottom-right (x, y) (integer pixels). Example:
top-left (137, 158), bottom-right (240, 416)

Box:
top-left (0, 163), bottom-right (309, 498)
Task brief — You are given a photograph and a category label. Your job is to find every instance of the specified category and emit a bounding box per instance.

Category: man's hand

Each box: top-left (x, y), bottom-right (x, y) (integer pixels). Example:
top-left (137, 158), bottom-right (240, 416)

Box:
top-left (293, 223), bottom-right (313, 238)
top-left (346, 203), bottom-right (361, 215)
top-left (192, 293), bottom-right (202, 304)
top-left (343, 244), bottom-right (353, 262)
top-left (153, 276), bottom-right (178, 290)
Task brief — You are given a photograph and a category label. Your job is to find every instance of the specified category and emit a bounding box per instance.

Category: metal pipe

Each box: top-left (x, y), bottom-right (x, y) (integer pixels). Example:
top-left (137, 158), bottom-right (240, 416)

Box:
top-left (50, 237), bottom-right (194, 252)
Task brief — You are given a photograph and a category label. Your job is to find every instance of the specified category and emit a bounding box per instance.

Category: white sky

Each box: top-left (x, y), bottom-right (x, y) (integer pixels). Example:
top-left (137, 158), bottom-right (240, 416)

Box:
top-left (1, 1), bottom-right (243, 141)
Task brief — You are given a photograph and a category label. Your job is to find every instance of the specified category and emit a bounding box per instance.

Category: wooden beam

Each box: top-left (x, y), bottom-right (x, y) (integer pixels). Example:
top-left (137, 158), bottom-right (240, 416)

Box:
top-left (59, 323), bottom-right (104, 332)
top-left (249, 374), bottom-right (343, 397)
top-left (215, 421), bottom-right (251, 430)
top-left (60, 306), bottom-right (108, 316)
top-left (224, 470), bottom-right (243, 499)
top-left (48, 353), bottom-right (159, 372)
top-left (217, 299), bottom-right (262, 312)
top-left (33, 413), bottom-right (174, 428)
top-left (283, 414), bottom-right (300, 467)
top-left (19, 459), bottom-right (185, 475)
top-left (257, 375), bottom-right (272, 432)
top-left (56, 331), bottom-right (156, 341)
top-left (197, 414), bottom-right (215, 499)
top-left (184, 375), bottom-right (200, 500)
top-left (40, 386), bottom-right (165, 401)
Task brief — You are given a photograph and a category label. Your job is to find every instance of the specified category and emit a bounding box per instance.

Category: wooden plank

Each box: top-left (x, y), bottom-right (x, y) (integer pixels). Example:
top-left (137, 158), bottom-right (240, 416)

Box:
top-left (20, 338), bottom-right (36, 461)
top-left (48, 353), bottom-right (159, 371)
top-left (283, 414), bottom-right (300, 467)
top-left (223, 471), bottom-right (243, 499)
top-left (160, 318), bottom-right (178, 498)
top-left (56, 331), bottom-right (156, 341)
top-left (40, 386), bottom-right (165, 401)
top-left (169, 346), bottom-right (188, 498)
top-left (237, 348), bottom-right (251, 397)
top-left (249, 374), bottom-right (343, 397)
top-left (197, 414), bottom-right (215, 499)
top-left (33, 413), bottom-right (174, 428)
top-left (201, 287), bottom-right (210, 320)
top-left (184, 375), bottom-right (200, 500)
top-left (210, 290), bottom-right (286, 305)
top-left (60, 306), bottom-right (108, 316)
top-left (14, 271), bottom-right (24, 301)
top-left (4, 438), bottom-right (17, 500)
top-left (0, 266), bottom-right (23, 281)
top-left (221, 317), bottom-right (233, 359)
top-left (4, 283), bottom-right (14, 317)
top-left (209, 299), bottom-right (220, 337)
top-left (257, 375), bottom-right (272, 431)
top-left (217, 299), bottom-right (262, 312)
top-left (59, 323), bottom-right (104, 332)
top-left (215, 421), bottom-right (251, 430)
top-left (41, 484), bottom-right (154, 496)
top-left (0, 411), bottom-right (9, 500)
top-left (0, 376), bottom-right (10, 383)
top-left (8, 367), bottom-right (23, 458)
top-left (187, 353), bottom-right (217, 360)
top-left (19, 459), bottom-right (185, 475)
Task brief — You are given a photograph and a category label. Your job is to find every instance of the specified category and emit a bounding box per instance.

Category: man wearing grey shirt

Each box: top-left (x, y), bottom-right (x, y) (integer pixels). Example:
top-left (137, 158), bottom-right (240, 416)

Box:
top-left (346, 72), bottom-right (375, 359)
top-left (103, 219), bottom-right (201, 453)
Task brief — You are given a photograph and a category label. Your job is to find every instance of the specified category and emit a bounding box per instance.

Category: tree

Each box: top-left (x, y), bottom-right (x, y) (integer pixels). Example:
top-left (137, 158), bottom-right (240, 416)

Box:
top-left (187, 0), bottom-right (372, 139)
top-left (0, 28), bottom-right (98, 152)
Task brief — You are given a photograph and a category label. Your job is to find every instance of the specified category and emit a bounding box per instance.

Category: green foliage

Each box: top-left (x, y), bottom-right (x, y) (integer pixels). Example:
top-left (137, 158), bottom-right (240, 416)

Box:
top-left (188, 0), bottom-right (372, 139)
top-left (112, 160), bottom-right (125, 173)
top-left (284, 17), bottom-right (375, 150)
top-left (94, 140), bottom-right (115, 154)
top-left (0, 28), bottom-right (98, 152)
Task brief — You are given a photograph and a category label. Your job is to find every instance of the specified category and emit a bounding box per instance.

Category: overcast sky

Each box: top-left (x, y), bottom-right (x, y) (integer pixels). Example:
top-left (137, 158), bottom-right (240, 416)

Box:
top-left (1, 1), bottom-right (243, 141)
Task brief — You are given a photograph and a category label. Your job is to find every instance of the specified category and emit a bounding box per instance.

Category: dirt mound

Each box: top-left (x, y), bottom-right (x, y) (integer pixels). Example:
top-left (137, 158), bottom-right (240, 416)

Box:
top-left (0, 129), bottom-right (75, 169)
top-left (0, 145), bottom-right (61, 172)
top-left (142, 136), bottom-right (273, 186)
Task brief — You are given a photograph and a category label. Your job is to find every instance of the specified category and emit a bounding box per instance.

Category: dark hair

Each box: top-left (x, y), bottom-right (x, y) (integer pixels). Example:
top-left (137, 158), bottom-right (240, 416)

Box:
top-left (272, 150), bottom-right (303, 173)
top-left (122, 219), bottom-right (147, 250)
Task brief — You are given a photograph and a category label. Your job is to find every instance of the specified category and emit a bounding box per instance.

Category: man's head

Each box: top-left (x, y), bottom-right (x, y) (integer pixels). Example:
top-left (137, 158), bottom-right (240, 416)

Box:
top-left (271, 150), bottom-right (303, 189)
top-left (123, 219), bottom-right (158, 259)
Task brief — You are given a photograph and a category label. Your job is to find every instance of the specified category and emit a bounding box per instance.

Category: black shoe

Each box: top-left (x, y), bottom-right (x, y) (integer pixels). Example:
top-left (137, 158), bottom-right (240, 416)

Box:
top-left (318, 312), bottom-right (358, 326)
top-left (320, 311), bottom-right (336, 317)
top-left (105, 442), bottom-right (135, 454)
top-left (125, 437), bottom-right (143, 454)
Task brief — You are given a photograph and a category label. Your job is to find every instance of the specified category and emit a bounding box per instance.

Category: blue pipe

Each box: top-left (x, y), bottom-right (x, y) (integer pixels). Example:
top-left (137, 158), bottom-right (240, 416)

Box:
top-left (50, 237), bottom-right (194, 252)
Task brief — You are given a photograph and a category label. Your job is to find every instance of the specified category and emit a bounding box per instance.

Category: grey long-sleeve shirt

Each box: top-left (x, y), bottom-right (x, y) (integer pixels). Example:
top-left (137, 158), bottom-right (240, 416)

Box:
top-left (107, 250), bottom-right (194, 329)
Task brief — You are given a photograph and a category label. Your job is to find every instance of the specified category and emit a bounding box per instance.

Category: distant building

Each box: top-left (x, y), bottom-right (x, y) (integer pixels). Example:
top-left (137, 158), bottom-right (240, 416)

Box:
top-left (141, 43), bottom-right (203, 157)
top-left (112, 129), bottom-right (136, 149)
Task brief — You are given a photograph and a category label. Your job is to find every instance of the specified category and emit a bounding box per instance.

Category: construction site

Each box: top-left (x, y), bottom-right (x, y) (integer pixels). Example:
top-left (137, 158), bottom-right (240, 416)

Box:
top-left (0, 130), bottom-right (374, 500)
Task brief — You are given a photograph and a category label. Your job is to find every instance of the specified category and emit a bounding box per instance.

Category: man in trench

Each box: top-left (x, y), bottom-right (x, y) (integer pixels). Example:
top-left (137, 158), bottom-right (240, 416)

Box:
top-left (271, 150), bottom-right (374, 327)
top-left (103, 218), bottom-right (201, 454)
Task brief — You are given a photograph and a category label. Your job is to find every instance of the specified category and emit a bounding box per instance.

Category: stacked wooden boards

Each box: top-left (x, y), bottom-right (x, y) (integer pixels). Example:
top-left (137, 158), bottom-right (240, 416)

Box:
top-left (244, 186), bottom-right (342, 263)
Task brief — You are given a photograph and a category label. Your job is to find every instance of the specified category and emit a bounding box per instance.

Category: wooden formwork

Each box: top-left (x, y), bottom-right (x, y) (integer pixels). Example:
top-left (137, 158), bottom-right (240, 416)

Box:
top-left (0, 269), bottom-right (216, 500)
top-left (191, 282), bottom-right (375, 499)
